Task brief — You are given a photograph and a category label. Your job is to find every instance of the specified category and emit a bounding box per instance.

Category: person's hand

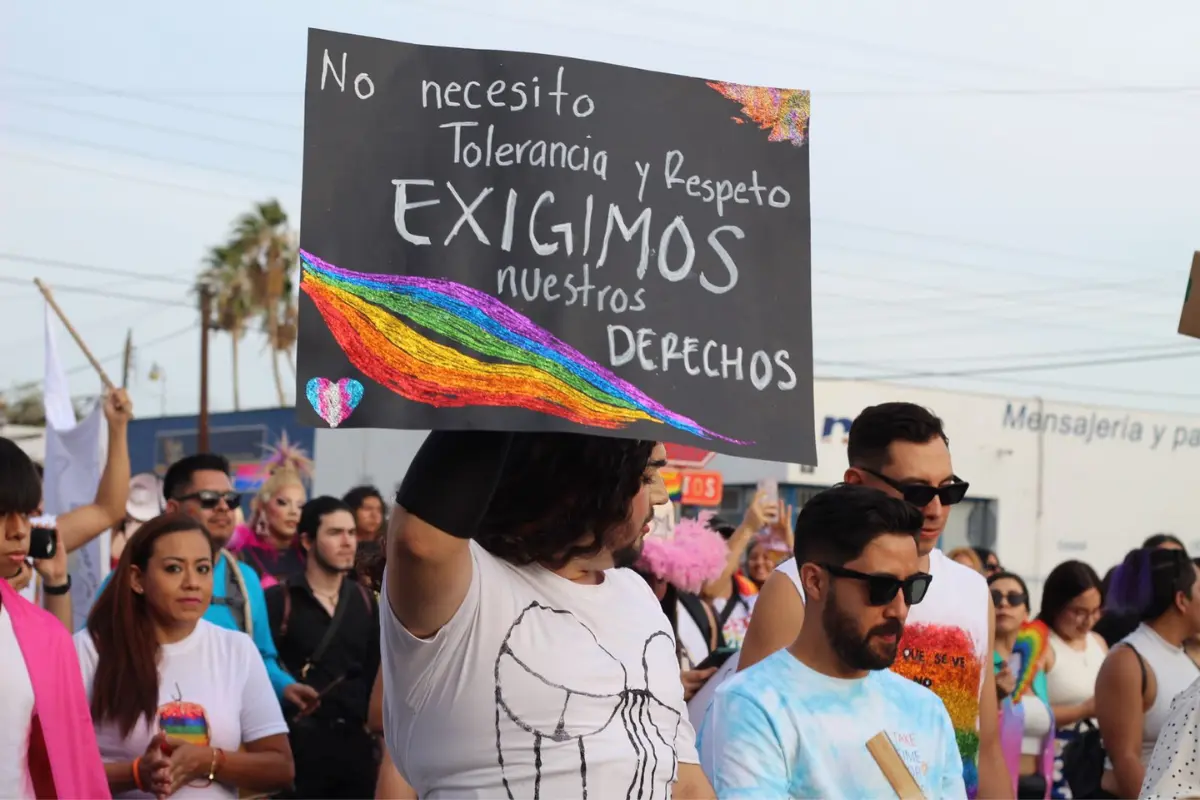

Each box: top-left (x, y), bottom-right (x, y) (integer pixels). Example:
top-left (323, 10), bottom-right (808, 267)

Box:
top-left (768, 501), bottom-right (795, 544)
top-left (163, 739), bottom-right (213, 795)
top-left (5, 559), bottom-right (32, 593)
top-left (283, 682), bottom-right (322, 716)
top-left (681, 667), bottom-right (718, 701)
top-left (103, 388), bottom-right (134, 427)
top-left (1078, 696), bottom-right (1096, 719)
top-left (740, 492), bottom-right (772, 532)
top-left (140, 733), bottom-right (172, 798)
top-left (995, 661), bottom-right (1016, 700)
top-left (32, 527), bottom-right (68, 588)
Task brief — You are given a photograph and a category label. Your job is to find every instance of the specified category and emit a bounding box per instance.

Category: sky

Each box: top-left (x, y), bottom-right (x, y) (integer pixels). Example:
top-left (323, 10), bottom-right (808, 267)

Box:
top-left (2, 0), bottom-right (1199, 421)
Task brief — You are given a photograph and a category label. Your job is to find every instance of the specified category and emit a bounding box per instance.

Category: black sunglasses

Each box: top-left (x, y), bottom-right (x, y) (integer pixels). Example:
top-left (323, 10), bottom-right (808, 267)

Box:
top-left (860, 469), bottom-right (969, 508)
top-left (177, 490), bottom-right (241, 510)
top-left (822, 563), bottom-right (933, 606)
top-left (991, 589), bottom-right (1027, 608)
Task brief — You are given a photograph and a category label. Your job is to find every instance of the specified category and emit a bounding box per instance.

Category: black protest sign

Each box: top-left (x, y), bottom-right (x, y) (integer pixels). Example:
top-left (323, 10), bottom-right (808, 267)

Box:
top-left (297, 28), bottom-right (815, 464)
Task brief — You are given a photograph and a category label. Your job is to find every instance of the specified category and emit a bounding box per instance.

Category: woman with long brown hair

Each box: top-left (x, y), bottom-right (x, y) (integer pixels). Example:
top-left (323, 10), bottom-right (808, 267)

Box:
top-left (76, 513), bottom-right (294, 798)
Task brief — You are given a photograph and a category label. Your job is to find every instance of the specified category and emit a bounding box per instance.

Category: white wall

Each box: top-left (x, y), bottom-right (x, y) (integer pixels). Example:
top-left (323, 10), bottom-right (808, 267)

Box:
top-left (709, 379), bottom-right (1200, 589)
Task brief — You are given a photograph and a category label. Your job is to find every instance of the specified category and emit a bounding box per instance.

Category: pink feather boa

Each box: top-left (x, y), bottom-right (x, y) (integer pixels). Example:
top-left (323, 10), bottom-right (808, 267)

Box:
top-left (635, 512), bottom-right (729, 594)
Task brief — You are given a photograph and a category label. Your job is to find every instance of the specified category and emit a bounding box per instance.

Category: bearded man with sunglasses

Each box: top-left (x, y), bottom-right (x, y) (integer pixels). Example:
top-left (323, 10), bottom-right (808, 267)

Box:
top-left (94, 454), bottom-right (319, 713)
top-left (737, 402), bottom-right (1009, 799)
top-left (698, 484), bottom-right (966, 799)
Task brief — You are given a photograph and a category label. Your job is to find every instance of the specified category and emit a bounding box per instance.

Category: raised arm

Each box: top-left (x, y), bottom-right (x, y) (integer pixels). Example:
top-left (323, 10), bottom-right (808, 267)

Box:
top-left (737, 569), bottom-right (805, 671)
top-left (58, 389), bottom-right (132, 552)
top-left (386, 430), bottom-right (512, 638)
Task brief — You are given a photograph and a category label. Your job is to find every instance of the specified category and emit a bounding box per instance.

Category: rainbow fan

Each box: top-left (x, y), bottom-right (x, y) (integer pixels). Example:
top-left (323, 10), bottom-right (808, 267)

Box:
top-left (1011, 619), bottom-right (1049, 701)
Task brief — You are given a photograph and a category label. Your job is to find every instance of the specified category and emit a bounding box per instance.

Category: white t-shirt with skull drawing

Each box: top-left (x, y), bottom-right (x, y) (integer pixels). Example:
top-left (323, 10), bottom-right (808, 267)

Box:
top-left (382, 540), bottom-right (699, 800)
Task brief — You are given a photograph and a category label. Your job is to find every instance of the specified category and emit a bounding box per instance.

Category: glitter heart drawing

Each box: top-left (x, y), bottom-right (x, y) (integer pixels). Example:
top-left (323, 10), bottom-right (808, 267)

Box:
top-left (306, 377), bottom-right (364, 428)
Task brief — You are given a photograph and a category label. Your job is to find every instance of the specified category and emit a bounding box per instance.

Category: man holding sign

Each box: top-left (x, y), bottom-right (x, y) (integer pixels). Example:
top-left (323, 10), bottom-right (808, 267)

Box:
top-left (698, 485), bottom-right (965, 799)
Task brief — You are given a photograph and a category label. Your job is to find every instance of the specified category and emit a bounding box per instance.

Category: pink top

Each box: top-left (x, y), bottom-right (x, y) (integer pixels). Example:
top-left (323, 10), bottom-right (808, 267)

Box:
top-left (0, 579), bottom-right (110, 799)
top-left (227, 524), bottom-right (306, 589)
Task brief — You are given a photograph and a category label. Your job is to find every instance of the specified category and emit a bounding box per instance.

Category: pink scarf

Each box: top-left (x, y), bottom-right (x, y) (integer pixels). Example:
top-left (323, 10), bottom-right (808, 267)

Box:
top-left (0, 579), bottom-right (109, 799)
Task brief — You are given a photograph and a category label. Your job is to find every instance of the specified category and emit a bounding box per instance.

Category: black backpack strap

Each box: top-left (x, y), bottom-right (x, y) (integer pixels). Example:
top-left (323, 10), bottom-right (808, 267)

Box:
top-left (1123, 642), bottom-right (1149, 698)
top-left (300, 580), bottom-right (357, 680)
top-left (278, 578), bottom-right (292, 639)
top-left (677, 593), bottom-right (717, 653)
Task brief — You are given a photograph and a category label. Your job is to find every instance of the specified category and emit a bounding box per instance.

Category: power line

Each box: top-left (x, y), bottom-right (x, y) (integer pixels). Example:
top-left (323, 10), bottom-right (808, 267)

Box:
top-left (8, 97), bottom-right (302, 157)
top-left (6, 324), bottom-right (199, 393)
top-left (0, 253), bottom-right (192, 286)
top-left (3, 69), bottom-right (300, 131)
top-left (0, 275), bottom-right (193, 307)
top-left (0, 125), bottom-right (297, 186)
top-left (822, 342), bottom-right (1191, 367)
top-left (844, 347), bottom-right (1200, 382)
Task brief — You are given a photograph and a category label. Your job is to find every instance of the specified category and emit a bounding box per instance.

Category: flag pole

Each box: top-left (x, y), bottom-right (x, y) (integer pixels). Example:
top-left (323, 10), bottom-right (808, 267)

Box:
top-left (34, 278), bottom-right (117, 392)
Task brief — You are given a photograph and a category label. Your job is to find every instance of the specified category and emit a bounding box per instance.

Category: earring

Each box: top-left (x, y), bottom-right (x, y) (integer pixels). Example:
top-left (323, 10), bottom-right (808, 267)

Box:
top-left (255, 514), bottom-right (268, 538)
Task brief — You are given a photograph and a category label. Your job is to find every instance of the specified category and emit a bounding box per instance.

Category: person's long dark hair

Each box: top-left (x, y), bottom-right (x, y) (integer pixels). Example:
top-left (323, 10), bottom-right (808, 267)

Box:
top-left (87, 513), bottom-right (215, 737)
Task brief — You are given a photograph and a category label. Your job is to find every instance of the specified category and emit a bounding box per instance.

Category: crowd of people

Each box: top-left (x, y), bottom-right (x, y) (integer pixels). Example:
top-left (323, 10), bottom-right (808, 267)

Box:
top-left (2, 395), bottom-right (1199, 799)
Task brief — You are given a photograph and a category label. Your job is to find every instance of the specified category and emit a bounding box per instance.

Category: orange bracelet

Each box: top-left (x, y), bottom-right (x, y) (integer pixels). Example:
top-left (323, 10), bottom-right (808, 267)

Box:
top-left (131, 757), bottom-right (145, 792)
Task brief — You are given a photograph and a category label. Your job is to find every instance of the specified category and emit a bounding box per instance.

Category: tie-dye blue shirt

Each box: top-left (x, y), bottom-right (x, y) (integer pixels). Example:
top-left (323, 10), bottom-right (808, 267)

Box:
top-left (698, 649), bottom-right (966, 799)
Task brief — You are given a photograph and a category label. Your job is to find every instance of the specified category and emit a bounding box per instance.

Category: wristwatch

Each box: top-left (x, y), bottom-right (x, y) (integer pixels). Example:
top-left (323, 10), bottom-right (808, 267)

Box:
top-left (43, 576), bottom-right (72, 595)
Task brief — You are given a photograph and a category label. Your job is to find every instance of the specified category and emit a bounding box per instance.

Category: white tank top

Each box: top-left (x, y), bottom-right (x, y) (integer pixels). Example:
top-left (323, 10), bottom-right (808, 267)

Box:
top-left (1045, 630), bottom-right (1106, 710)
top-left (1021, 694), bottom-right (1052, 756)
top-left (1123, 623), bottom-right (1200, 765)
top-left (774, 558), bottom-right (806, 604)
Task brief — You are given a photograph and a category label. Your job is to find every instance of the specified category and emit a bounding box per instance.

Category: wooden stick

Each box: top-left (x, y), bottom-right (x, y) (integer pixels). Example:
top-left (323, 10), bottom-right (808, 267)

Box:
top-left (866, 732), bottom-right (925, 800)
top-left (34, 278), bottom-right (116, 391)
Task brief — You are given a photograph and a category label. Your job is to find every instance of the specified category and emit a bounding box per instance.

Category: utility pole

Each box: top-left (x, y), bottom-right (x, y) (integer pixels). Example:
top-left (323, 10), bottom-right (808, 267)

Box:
top-left (198, 288), bottom-right (212, 452)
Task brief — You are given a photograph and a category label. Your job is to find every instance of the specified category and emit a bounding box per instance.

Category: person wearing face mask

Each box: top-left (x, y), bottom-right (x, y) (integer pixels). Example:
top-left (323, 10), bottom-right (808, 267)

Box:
top-left (76, 514), bottom-right (295, 798)
top-left (0, 436), bottom-right (109, 800)
top-left (699, 485), bottom-right (964, 799)
top-left (229, 441), bottom-right (311, 587)
top-left (95, 454), bottom-right (315, 712)
top-left (737, 402), bottom-right (1010, 799)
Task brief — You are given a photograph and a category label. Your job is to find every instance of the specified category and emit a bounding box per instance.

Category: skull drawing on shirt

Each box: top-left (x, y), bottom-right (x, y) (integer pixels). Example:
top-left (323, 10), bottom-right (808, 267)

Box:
top-left (494, 602), bottom-right (683, 799)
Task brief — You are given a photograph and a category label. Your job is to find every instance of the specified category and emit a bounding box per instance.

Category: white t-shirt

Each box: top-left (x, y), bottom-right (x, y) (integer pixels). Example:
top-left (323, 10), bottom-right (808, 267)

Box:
top-left (382, 540), bottom-right (699, 800)
top-left (0, 607), bottom-right (36, 799)
top-left (75, 619), bottom-right (289, 799)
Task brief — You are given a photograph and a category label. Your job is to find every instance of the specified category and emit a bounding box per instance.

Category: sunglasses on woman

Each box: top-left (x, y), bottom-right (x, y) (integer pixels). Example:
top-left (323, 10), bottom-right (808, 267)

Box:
top-left (177, 490), bottom-right (241, 510)
top-left (860, 468), bottom-right (969, 508)
top-left (822, 563), bottom-right (933, 606)
top-left (990, 589), bottom-right (1027, 608)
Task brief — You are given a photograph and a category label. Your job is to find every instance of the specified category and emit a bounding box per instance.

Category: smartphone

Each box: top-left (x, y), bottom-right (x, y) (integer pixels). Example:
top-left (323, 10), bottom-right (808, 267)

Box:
top-left (757, 479), bottom-right (779, 526)
top-left (29, 515), bottom-right (58, 560)
top-left (695, 646), bottom-right (737, 672)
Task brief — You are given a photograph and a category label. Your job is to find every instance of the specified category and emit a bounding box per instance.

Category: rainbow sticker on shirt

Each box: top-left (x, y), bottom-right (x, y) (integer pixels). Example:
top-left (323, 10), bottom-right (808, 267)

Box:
top-left (156, 698), bottom-right (211, 746)
top-left (891, 623), bottom-right (982, 798)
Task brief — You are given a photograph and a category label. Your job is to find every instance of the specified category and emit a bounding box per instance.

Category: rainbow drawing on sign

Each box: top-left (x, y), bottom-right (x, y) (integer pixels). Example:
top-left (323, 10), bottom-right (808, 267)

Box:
top-left (156, 700), bottom-right (210, 746)
top-left (299, 251), bottom-right (747, 444)
top-left (707, 82), bottom-right (811, 146)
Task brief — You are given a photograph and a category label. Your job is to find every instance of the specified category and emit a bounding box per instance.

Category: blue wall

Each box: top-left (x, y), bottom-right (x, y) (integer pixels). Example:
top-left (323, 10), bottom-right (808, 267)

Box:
top-left (126, 407), bottom-right (315, 496)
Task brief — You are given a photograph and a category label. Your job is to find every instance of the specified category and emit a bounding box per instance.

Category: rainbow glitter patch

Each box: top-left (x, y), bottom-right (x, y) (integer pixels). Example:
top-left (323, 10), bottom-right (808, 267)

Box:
top-left (299, 250), bottom-right (747, 444)
top-left (706, 82), bottom-right (811, 146)
top-left (156, 702), bottom-right (210, 746)
top-left (892, 622), bottom-right (982, 798)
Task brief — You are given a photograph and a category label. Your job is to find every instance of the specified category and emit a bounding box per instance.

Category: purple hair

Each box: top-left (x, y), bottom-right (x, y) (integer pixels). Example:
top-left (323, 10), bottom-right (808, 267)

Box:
top-left (1106, 547), bottom-right (1196, 621)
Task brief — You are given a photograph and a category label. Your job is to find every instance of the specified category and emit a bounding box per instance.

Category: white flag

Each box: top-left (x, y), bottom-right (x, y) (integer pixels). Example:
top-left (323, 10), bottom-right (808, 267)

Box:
top-left (40, 306), bottom-right (108, 628)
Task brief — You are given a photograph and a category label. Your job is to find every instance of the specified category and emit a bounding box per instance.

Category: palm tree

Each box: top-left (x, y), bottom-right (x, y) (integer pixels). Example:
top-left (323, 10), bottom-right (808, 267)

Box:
top-left (196, 245), bottom-right (255, 410)
top-left (230, 200), bottom-right (298, 407)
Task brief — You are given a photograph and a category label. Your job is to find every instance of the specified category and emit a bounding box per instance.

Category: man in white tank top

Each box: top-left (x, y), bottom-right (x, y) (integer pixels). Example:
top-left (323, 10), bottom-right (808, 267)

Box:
top-left (736, 402), bottom-right (1010, 799)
